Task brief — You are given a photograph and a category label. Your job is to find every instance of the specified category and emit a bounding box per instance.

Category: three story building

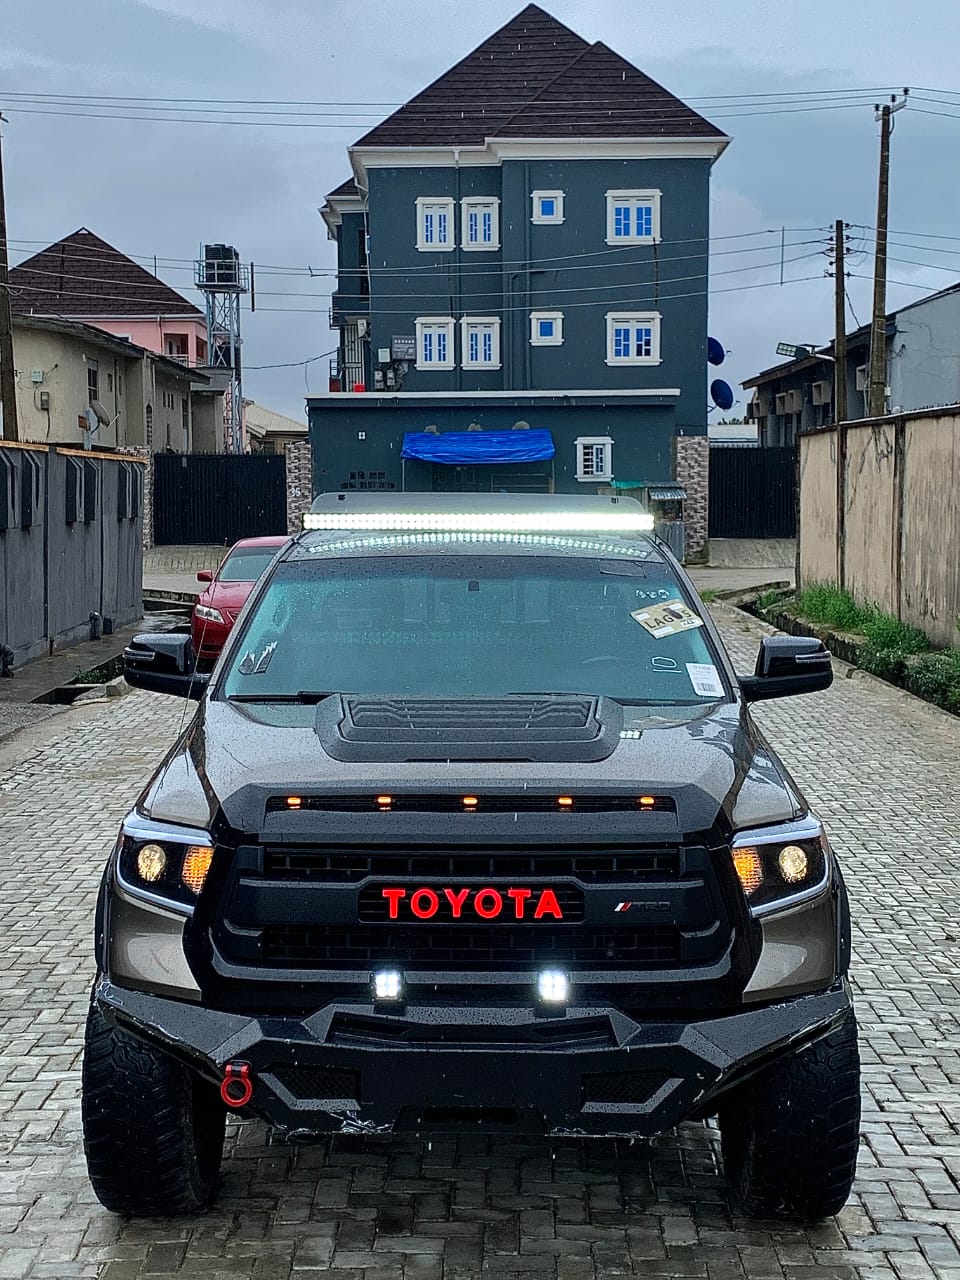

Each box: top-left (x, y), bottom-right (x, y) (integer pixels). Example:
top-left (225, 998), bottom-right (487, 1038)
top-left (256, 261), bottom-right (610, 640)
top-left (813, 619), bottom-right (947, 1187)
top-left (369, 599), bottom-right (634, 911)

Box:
top-left (309, 4), bottom-right (728, 554)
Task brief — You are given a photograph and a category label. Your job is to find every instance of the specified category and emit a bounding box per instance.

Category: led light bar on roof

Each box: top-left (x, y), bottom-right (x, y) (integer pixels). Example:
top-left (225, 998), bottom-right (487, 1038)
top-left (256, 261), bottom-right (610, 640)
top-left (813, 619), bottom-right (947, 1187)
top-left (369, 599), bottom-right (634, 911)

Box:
top-left (302, 510), bottom-right (655, 533)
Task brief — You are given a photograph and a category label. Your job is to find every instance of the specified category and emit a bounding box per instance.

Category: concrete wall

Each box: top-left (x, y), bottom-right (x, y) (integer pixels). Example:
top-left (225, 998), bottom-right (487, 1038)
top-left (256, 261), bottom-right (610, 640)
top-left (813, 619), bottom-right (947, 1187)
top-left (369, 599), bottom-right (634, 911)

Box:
top-left (890, 290), bottom-right (960, 413)
top-left (12, 324), bottom-right (140, 449)
top-left (799, 407), bottom-right (960, 647)
top-left (0, 442), bottom-right (144, 664)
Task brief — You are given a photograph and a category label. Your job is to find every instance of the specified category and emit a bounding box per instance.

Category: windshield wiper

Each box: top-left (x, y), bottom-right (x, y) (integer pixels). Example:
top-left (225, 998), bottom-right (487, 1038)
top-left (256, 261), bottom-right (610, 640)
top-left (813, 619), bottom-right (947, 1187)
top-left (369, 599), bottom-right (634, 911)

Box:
top-left (226, 691), bottom-right (332, 704)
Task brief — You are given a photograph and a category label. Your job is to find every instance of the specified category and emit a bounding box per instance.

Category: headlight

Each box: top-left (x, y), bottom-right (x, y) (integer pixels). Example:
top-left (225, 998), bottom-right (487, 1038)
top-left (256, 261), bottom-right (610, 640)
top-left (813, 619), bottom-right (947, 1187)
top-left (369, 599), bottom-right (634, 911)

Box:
top-left (115, 815), bottom-right (216, 912)
top-left (729, 817), bottom-right (830, 915)
top-left (195, 604), bottom-right (225, 624)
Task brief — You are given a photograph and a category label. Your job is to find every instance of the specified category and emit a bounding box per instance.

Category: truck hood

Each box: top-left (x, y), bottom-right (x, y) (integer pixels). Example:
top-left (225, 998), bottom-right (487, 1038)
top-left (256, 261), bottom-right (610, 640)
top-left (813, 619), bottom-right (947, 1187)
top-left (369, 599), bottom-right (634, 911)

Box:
top-left (138, 696), bottom-right (806, 842)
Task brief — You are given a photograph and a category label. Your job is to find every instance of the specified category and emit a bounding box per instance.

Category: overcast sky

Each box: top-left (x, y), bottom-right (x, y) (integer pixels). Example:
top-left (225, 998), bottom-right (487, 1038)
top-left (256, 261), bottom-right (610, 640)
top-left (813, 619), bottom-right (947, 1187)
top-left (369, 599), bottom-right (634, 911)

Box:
top-left (2, 0), bottom-right (959, 421)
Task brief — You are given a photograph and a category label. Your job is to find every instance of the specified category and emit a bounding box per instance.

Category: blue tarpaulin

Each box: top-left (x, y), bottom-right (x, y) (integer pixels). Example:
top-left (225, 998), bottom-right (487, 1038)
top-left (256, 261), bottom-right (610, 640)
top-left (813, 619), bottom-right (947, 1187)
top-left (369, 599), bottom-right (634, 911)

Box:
top-left (401, 430), bottom-right (555, 465)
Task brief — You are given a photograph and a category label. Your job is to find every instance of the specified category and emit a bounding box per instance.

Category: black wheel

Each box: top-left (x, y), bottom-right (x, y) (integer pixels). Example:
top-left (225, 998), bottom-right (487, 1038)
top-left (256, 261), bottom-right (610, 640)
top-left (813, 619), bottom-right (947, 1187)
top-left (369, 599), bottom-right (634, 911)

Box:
top-left (718, 1011), bottom-right (861, 1221)
top-left (82, 999), bottom-right (226, 1215)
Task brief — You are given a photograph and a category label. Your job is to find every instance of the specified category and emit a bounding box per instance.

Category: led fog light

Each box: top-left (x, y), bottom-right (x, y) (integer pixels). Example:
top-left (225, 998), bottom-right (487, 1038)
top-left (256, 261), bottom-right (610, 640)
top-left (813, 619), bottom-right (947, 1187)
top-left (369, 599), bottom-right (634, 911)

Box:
top-left (537, 970), bottom-right (569, 1004)
top-left (372, 970), bottom-right (404, 1002)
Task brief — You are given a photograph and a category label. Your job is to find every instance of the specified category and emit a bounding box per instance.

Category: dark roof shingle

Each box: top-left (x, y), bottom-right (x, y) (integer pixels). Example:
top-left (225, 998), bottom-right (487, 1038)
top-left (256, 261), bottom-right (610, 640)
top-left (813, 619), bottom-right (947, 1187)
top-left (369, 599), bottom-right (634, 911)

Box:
top-left (351, 4), bottom-right (721, 148)
top-left (10, 228), bottom-right (204, 318)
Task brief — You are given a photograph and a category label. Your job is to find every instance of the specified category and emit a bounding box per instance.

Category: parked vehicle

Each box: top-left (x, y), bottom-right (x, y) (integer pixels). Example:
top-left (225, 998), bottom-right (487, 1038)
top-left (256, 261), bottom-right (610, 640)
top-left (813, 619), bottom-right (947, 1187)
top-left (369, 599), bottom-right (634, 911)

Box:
top-left (87, 494), bottom-right (859, 1221)
top-left (191, 536), bottom-right (289, 666)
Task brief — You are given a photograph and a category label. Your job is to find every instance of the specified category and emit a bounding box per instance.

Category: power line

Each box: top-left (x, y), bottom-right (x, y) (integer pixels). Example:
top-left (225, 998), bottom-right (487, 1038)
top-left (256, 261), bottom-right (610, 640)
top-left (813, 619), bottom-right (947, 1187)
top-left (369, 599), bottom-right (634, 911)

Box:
top-left (0, 86), bottom-right (910, 108)
top-left (4, 235), bottom-right (827, 295)
top-left (246, 348), bottom-right (337, 370)
top-left (2, 248), bottom-right (826, 310)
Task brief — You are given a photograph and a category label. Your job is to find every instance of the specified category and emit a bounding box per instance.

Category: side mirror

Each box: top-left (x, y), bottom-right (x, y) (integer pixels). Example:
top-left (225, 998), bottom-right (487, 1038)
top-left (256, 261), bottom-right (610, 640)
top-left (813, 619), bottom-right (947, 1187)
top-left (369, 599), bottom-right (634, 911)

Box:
top-left (739, 635), bottom-right (832, 702)
top-left (196, 570), bottom-right (213, 583)
top-left (124, 633), bottom-right (209, 700)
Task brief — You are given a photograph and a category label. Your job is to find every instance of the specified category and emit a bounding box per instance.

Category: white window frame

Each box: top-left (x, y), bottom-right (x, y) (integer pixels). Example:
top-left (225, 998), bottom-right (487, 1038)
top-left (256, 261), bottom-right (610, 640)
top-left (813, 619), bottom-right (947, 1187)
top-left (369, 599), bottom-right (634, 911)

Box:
top-left (416, 197), bottom-right (455, 252)
top-left (532, 190), bottom-right (565, 225)
top-left (460, 317), bottom-right (501, 370)
top-left (605, 312), bottom-right (662, 366)
top-left (530, 311), bottom-right (564, 347)
top-left (461, 197), bottom-right (500, 251)
top-left (605, 189), bottom-right (661, 245)
top-left (415, 317), bottom-right (456, 370)
top-left (575, 436), bottom-right (614, 483)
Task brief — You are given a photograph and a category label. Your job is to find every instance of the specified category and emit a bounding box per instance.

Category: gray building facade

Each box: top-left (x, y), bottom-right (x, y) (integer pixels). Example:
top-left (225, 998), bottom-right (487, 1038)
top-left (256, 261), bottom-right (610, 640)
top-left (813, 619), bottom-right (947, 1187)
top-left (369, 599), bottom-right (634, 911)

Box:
top-left (310, 5), bottom-right (728, 552)
top-left (745, 280), bottom-right (960, 445)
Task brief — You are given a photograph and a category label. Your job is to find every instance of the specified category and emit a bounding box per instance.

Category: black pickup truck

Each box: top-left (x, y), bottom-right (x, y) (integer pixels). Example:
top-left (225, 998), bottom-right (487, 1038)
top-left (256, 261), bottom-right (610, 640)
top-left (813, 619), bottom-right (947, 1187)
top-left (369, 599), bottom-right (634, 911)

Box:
top-left (83, 494), bottom-right (859, 1220)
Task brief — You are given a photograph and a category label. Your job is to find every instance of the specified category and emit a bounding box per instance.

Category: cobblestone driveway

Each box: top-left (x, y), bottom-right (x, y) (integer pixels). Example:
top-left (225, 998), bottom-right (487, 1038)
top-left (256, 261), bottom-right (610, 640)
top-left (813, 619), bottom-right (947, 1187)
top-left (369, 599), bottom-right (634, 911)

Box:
top-left (1, 607), bottom-right (958, 1280)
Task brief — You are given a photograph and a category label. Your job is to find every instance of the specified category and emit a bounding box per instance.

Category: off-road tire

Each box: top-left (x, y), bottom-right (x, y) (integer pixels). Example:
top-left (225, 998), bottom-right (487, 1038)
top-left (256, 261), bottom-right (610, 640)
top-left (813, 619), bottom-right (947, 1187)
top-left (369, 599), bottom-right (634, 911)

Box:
top-left (718, 1011), bottom-right (861, 1221)
top-left (82, 1000), bottom-right (226, 1215)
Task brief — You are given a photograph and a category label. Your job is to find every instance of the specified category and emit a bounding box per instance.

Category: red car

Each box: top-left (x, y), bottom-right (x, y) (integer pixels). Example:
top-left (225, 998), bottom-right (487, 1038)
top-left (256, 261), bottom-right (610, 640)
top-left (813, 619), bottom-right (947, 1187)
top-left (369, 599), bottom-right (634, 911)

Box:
top-left (192, 536), bottom-right (289, 667)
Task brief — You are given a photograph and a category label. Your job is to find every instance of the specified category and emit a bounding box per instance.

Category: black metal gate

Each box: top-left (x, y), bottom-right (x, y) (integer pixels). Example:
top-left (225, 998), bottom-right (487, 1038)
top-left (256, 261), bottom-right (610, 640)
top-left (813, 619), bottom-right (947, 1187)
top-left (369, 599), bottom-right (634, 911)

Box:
top-left (153, 453), bottom-right (288, 545)
top-left (708, 447), bottom-right (796, 539)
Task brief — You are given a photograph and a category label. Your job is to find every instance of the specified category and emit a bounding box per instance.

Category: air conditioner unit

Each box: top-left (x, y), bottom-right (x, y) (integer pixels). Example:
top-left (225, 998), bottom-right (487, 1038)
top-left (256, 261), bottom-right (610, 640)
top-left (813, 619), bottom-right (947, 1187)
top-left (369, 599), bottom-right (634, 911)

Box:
top-left (855, 364), bottom-right (868, 392)
top-left (775, 389), bottom-right (802, 414)
top-left (812, 380), bottom-right (832, 406)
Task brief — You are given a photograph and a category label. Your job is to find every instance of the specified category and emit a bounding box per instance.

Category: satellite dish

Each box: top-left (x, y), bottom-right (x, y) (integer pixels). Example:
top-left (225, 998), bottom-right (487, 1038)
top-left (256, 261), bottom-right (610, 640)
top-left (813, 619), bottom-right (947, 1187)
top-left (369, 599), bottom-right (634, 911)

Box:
top-left (710, 379), bottom-right (735, 412)
top-left (90, 398), bottom-right (111, 427)
top-left (707, 337), bottom-right (725, 367)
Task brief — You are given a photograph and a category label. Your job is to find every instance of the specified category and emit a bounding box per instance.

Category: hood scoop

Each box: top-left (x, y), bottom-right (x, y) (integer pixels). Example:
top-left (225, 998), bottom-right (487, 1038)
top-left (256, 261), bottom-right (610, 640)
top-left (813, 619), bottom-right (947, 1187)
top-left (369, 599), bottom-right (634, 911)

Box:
top-left (315, 695), bottom-right (623, 763)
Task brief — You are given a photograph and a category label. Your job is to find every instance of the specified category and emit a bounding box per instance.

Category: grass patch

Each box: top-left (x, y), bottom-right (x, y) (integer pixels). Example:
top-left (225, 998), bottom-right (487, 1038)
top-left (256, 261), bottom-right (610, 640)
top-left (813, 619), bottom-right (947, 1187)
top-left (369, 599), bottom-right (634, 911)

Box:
top-left (699, 588), bottom-right (718, 604)
top-left (792, 581), bottom-right (960, 716)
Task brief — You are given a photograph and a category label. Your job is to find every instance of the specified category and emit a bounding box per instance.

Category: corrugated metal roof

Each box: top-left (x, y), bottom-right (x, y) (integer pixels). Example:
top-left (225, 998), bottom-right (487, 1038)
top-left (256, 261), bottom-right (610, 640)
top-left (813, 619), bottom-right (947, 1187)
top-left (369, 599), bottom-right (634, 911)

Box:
top-left (245, 402), bottom-right (308, 439)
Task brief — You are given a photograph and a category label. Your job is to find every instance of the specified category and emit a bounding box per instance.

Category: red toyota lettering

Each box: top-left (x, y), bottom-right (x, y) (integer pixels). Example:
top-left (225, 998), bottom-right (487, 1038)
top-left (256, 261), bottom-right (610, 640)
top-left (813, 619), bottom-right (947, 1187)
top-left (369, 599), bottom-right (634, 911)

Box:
top-left (381, 888), bottom-right (406, 919)
top-left (410, 888), bottom-right (440, 919)
top-left (507, 888), bottom-right (532, 919)
top-left (473, 888), bottom-right (503, 919)
top-left (443, 887), bottom-right (470, 918)
top-left (534, 889), bottom-right (563, 919)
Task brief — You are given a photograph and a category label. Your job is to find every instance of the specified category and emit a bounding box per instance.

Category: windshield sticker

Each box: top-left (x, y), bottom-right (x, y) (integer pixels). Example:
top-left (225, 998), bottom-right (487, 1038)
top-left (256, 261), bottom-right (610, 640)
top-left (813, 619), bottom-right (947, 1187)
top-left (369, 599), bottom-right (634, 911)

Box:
top-left (651, 655), bottom-right (679, 671)
top-left (686, 663), bottom-right (725, 698)
top-left (630, 599), bottom-right (704, 639)
top-left (238, 641), bottom-right (277, 676)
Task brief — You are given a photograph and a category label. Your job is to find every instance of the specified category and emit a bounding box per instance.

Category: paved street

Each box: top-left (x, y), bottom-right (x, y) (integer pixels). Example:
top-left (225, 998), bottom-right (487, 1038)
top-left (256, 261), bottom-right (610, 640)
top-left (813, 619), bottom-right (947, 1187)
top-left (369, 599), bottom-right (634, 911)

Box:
top-left (1, 605), bottom-right (959, 1279)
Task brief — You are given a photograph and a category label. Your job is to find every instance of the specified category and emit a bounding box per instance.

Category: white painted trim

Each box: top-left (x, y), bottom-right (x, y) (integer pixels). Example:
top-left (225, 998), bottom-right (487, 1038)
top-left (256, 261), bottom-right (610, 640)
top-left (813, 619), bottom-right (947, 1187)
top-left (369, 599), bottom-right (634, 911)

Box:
top-left (460, 316), bottom-right (502, 369)
top-left (415, 196), bottom-right (456, 252)
top-left (461, 197), bottom-right (501, 252)
top-left (605, 189), bottom-right (662, 245)
top-left (575, 436), bottom-right (614, 483)
top-left (349, 136), bottom-right (730, 176)
top-left (308, 388), bottom-right (681, 400)
top-left (414, 317), bottom-right (456, 370)
top-left (606, 311), bottom-right (662, 366)
top-left (530, 311), bottom-right (564, 346)
top-left (531, 190), bottom-right (565, 225)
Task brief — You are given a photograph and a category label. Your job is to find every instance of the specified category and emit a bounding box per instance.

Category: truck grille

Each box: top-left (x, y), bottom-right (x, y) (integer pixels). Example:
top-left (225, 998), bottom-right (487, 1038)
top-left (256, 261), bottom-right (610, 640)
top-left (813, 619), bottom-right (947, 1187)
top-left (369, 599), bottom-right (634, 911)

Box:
top-left (261, 923), bottom-right (681, 970)
top-left (264, 845), bottom-right (678, 883)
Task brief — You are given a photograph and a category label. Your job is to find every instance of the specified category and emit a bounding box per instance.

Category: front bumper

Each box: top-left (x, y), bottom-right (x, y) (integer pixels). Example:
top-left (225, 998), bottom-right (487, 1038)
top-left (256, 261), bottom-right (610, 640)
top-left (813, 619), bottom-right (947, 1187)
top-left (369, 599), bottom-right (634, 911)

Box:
top-left (95, 977), bottom-right (853, 1139)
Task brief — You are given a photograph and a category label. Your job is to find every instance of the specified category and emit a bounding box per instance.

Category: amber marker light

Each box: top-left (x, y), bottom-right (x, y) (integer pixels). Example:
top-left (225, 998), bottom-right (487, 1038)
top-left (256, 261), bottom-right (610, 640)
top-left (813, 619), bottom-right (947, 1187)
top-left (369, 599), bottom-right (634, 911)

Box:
top-left (462, 796), bottom-right (479, 809)
top-left (558, 796), bottom-right (574, 808)
top-left (639, 795), bottom-right (656, 808)
top-left (377, 795), bottom-right (393, 810)
top-left (732, 847), bottom-right (764, 896)
top-left (286, 796), bottom-right (302, 809)
top-left (181, 845), bottom-right (215, 896)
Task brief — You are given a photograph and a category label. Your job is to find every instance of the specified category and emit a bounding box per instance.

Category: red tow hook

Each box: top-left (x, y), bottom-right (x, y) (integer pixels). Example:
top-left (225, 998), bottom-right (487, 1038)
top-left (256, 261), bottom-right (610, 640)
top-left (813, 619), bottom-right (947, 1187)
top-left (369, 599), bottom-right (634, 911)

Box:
top-left (220, 1061), bottom-right (254, 1108)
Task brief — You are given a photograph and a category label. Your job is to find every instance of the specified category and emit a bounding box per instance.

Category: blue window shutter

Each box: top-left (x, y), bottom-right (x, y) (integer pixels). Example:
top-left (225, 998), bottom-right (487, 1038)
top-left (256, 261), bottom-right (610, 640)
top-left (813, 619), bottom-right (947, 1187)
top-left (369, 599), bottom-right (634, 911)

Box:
top-left (437, 329), bottom-right (446, 362)
top-left (468, 211), bottom-right (478, 243)
top-left (541, 198), bottom-right (555, 218)
top-left (482, 211), bottom-right (492, 243)
top-left (539, 319), bottom-right (554, 339)
top-left (423, 331), bottom-right (433, 363)
top-left (483, 330), bottom-right (492, 362)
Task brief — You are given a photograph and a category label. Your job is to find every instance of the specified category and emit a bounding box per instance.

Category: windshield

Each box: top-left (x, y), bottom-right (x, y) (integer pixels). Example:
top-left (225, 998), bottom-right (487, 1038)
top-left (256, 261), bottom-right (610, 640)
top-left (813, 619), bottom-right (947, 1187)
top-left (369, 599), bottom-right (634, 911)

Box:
top-left (219, 553), bottom-right (728, 706)
top-left (218, 548), bottom-right (282, 583)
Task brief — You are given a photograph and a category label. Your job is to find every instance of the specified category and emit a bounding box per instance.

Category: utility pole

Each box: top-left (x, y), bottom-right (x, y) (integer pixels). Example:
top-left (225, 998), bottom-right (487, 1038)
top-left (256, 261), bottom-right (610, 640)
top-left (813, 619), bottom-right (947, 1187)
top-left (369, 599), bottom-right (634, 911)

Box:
top-left (833, 220), bottom-right (848, 427)
top-left (0, 113), bottom-right (19, 442)
top-left (867, 90), bottom-right (909, 419)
